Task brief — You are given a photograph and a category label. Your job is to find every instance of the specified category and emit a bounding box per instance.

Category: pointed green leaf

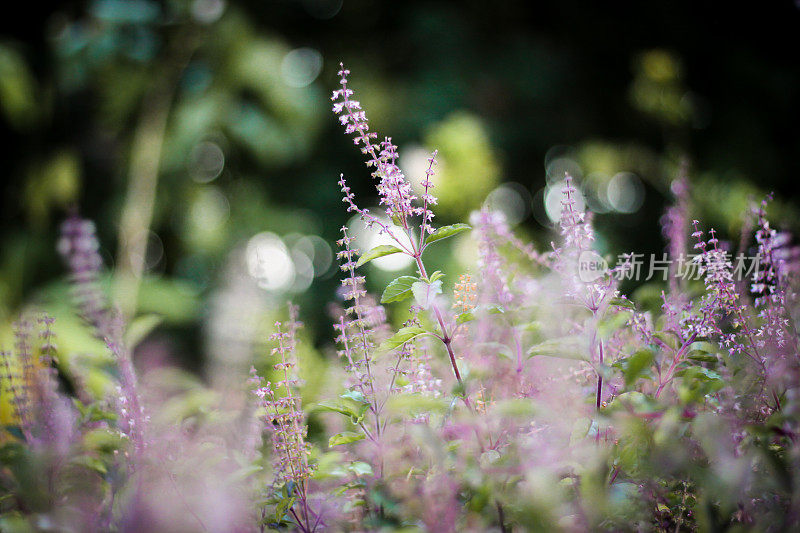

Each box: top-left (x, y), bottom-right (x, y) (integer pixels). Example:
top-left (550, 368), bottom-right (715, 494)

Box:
top-left (456, 312), bottom-right (475, 324)
top-left (355, 245), bottom-right (405, 268)
top-left (329, 431), bottom-right (366, 447)
top-left (424, 223), bottom-right (471, 246)
top-left (348, 461), bottom-right (373, 476)
top-left (429, 270), bottom-right (445, 283)
top-left (340, 390), bottom-right (369, 404)
top-left (315, 400), bottom-right (368, 421)
top-left (380, 276), bottom-right (419, 303)
top-left (378, 326), bottom-right (428, 351)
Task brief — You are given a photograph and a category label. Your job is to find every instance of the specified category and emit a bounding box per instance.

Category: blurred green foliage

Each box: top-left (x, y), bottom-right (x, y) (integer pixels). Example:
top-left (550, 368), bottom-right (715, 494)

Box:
top-left (0, 0), bottom-right (798, 375)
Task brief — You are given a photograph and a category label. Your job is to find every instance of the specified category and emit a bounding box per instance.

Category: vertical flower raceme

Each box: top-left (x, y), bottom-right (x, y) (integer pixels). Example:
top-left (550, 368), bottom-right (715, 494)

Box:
top-left (334, 226), bottom-right (381, 424)
top-left (419, 150), bottom-right (439, 236)
top-left (259, 319), bottom-right (312, 484)
top-left (553, 175), bottom-right (622, 413)
top-left (32, 313), bottom-right (66, 449)
top-left (333, 64), bottom-right (440, 253)
top-left (661, 163), bottom-right (690, 289)
top-left (1, 315), bottom-right (77, 454)
top-left (660, 165), bottom-right (691, 329)
top-left (553, 175), bottom-right (615, 312)
top-left (453, 274), bottom-right (478, 314)
top-left (751, 196), bottom-right (795, 350)
top-left (332, 65), bottom-right (473, 415)
top-left (11, 318), bottom-right (34, 437)
top-left (557, 175), bottom-right (594, 254)
top-left (58, 212), bottom-right (146, 466)
top-left (689, 221), bottom-right (768, 386)
top-left (470, 209), bottom-right (514, 307)
top-left (57, 213), bottom-right (118, 341)
top-left (1, 347), bottom-right (32, 442)
top-left (250, 311), bottom-right (317, 530)
top-left (750, 197), bottom-right (798, 401)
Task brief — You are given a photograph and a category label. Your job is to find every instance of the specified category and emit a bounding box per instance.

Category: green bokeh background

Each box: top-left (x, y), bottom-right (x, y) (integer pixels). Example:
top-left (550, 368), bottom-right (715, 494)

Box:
top-left (1, 0), bottom-right (798, 375)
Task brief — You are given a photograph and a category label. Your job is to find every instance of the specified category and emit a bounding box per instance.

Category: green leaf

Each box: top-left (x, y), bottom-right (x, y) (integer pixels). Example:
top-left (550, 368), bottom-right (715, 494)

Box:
top-left (569, 417), bottom-right (593, 445)
top-left (527, 337), bottom-right (589, 361)
top-left (686, 341), bottom-right (720, 363)
top-left (609, 297), bottom-right (635, 310)
top-left (687, 353), bottom-right (718, 363)
top-left (348, 461), bottom-right (373, 476)
top-left (380, 276), bottom-right (419, 303)
top-left (424, 223), bottom-right (471, 246)
top-left (70, 455), bottom-right (108, 475)
top-left (411, 279), bottom-right (443, 309)
top-left (598, 310), bottom-right (633, 340)
top-left (384, 394), bottom-right (449, 416)
top-left (429, 270), bottom-right (445, 283)
top-left (124, 314), bottom-right (163, 349)
top-left (605, 391), bottom-right (660, 415)
top-left (340, 390), bottom-right (369, 404)
top-left (315, 400), bottom-right (369, 422)
top-left (676, 366), bottom-right (723, 383)
top-left (621, 349), bottom-right (655, 387)
top-left (329, 431), bottom-right (366, 447)
top-left (3, 425), bottom-right (24, 441)
top-left (652, 331), bottom-right (681, 350)
top-left (456, 312), bottom-right (475, 324)
top-left (378, 326), bottom-right (428, 351)
top-left (355, 245), bottom-right (405, 268)
top-left (274, 495), bottom-right (296, 523)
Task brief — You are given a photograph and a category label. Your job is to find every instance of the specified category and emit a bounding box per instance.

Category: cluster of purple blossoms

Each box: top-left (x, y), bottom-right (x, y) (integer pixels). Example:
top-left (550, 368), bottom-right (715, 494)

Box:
top-left (687, 220), bottom-right (770, 376)
top-left (750, 197), bottom-right (795, 350)
top-left (333, 226), bottom-right (380, 407)
top-left (1, 314), bottom-right (77, 454)
top-left (250, 312), bottom-right (313, 485)
top-left (57, 212), bottom-right (147, 465)
top-left (332, 64), bottom-right (440, 250)
top-left (557, 175), bottom-right (594, 253)
top-left (660, 165), bottom-right (692, 327)
top-left (470, 209), bottom-right (515, 307)
top-left (57, 214), bottom-right (118, 340)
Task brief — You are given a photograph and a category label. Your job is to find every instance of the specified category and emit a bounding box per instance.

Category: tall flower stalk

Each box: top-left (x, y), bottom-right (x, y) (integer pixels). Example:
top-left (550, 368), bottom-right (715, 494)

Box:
top-left (333, 64), bottom-right (471, 406)
top-left (57, 212), bottom-right (146, 467)
top-left (251, 309), bottom-right (318, 532)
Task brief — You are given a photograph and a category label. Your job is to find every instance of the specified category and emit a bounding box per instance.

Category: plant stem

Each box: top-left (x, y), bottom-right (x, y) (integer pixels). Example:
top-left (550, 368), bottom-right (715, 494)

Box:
top-left (114, 26), bottom-right (199, 319)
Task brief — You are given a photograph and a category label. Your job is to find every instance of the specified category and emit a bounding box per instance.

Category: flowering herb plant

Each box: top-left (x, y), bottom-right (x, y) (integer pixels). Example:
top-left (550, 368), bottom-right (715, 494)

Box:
top-left (0, 65), bottom-right (798, 532)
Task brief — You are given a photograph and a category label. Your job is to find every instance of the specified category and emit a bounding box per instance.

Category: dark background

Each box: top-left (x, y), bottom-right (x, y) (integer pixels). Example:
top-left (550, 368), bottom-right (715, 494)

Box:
top-left (1, 0), bottom-right (798, 369)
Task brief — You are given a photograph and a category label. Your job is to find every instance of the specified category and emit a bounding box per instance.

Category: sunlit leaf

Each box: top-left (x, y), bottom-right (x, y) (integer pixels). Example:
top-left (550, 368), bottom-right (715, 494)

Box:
top-left (329, 431), bottom-right (366, 447)
top-left (429, 270), bottom-right (445, 283)
top-left (378, 326), bottom-right (429, 351)
top-left (456, 312), bottom-right (474, 324)
top-left (355, 245), bottom-right (404, 268)
top-left (424, 223), bottom-right (471, 246)
top-left (380, 276), bottom-right (419, 304)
